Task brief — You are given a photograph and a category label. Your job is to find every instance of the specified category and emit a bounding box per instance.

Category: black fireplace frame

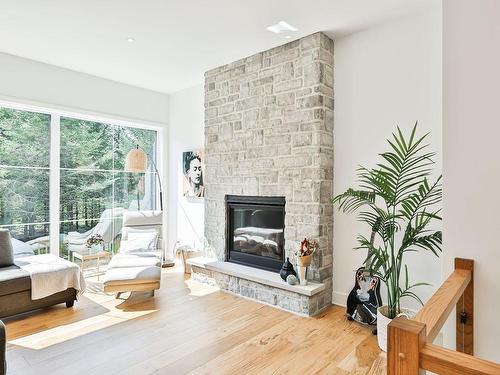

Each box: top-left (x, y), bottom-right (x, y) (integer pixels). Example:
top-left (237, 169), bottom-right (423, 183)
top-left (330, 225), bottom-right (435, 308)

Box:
top-left (225, 195), bottom-right (286, 272)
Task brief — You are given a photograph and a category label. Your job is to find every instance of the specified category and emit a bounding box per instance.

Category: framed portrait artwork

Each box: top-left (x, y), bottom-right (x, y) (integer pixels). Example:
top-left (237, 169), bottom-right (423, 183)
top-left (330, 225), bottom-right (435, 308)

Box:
top-left (182, 150), bottom-right (205, 197)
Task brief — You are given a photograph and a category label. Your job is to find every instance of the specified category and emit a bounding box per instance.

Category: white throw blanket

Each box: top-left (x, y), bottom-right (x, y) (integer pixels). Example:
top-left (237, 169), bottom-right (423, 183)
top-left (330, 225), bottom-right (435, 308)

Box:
top-left (15, 254), bottom-right (86, 300)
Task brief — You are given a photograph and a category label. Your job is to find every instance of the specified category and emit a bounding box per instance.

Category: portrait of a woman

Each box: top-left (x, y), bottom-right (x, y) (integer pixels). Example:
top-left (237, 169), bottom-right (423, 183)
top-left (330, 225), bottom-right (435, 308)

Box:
top-left (182, 150), bottom-right (204, 197)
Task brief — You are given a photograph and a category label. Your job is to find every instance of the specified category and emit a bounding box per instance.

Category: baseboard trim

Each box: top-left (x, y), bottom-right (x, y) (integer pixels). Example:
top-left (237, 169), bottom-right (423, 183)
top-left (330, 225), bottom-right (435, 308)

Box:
top-left (332, 291), bottom-right (347, 307)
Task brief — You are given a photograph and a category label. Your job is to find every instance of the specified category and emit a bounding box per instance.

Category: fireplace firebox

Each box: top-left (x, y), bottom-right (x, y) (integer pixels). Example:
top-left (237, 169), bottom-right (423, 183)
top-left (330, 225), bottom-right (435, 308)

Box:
top-left (226, 195), bottom-right (285, 272)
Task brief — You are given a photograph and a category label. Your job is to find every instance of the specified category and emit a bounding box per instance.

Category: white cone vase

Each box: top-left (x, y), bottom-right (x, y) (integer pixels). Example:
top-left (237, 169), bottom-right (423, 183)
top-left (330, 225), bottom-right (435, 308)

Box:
top-left (297, 266), bottom-right (307, 285)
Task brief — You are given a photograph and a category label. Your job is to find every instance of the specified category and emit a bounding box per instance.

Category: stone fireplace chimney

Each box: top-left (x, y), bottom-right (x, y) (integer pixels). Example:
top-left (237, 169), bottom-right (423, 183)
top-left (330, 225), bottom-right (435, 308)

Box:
top-left (199, 32), bottom-right (334, 315)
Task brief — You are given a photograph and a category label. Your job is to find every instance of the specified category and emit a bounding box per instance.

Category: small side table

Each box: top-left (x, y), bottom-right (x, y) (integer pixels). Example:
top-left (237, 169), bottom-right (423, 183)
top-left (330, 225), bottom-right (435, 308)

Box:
top-left (71, 247), bottom-right (111, 278)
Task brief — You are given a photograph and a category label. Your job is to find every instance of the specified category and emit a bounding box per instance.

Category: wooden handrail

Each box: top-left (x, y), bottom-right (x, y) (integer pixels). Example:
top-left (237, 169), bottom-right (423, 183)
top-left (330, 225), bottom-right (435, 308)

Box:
top-left (414, 267), bottom-right (471, 342)
top-left (387, 258), bottom-right (500, 374)
top-left (420, 343), bottom-right (500, 375)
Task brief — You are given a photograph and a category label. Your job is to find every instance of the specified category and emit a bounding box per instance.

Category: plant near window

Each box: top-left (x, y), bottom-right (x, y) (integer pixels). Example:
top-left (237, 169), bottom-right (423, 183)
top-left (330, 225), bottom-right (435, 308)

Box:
top-left (332, 124), bottom-right (442, 322)
top-left (86, 234), bottom-right (104, 249)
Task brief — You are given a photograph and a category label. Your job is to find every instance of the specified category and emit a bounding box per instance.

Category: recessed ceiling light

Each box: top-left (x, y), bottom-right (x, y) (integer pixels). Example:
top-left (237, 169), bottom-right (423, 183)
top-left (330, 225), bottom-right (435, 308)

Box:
top-left (284, 35), bottom-right (292, 39)
top-left (127, 37), bottom-right (136, 43)
top-left (266, 21), bottom-right (298, 34)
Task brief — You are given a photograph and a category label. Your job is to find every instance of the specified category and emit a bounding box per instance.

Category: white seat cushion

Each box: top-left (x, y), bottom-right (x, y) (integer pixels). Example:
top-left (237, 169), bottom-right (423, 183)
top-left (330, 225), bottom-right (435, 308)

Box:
top-left (103, 265), bottom-right (160, 285)
top-left (108, 253), bottom-right (160, 269)
top-left (104, 253), bottom-right (161, 287)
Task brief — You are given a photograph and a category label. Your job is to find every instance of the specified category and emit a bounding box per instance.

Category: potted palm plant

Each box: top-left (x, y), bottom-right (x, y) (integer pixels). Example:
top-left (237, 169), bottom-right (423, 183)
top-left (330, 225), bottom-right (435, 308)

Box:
top-left (332, 124), bottom-right (442, 351)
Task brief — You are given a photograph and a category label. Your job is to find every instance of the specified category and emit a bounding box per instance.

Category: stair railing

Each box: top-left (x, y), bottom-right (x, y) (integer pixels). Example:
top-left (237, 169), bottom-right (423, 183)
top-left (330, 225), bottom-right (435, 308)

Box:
top-left (387, 258), bottom-right (500, 374)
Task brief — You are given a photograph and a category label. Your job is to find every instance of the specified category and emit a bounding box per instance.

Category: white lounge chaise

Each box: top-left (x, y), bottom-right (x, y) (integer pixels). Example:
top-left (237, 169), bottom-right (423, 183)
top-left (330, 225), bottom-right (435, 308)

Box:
top-left (103, 210), bottom-right (162, 297)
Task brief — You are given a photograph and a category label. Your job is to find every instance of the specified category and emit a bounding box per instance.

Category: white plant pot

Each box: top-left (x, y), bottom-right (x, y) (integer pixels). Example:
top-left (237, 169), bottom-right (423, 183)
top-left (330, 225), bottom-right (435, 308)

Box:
top-left (376, 306), bottom-right (415, 352)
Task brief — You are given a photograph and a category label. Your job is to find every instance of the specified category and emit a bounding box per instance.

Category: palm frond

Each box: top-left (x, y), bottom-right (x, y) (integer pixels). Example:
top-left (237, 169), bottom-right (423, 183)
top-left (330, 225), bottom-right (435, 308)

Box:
top-left (357, 209), bottom-right (400, 242)
top-left (407, 231), bottom-right (442, 256)
top-left (358, 168), bottom-right (396, 204)
top-left (400, 290), bottom-right (426, 306)
top-left (331, 188), bottom-right (376, 214)
top-left (399, 176), bottom-right (442, 221)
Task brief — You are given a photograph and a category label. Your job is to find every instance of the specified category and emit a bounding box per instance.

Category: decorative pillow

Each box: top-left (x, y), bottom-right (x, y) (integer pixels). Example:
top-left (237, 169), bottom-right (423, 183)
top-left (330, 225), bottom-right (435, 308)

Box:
top-left (121, 226), bottom-right (160, 241)
top-left (120, 231), bottom-right (158, 253)
top-left (11, 238), bottom-right (35, 258)
top-left (0, 229), bottom-right (14, 267)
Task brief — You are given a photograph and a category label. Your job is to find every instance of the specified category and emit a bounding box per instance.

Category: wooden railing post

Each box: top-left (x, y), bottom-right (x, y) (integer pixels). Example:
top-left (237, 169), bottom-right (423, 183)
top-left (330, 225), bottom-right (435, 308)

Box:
top-left (388, 317), bottom-right (426, 375)
top-left (386, 258), bottom-right (500, 374)
top-left (455, 258), bottom-right (474, 355)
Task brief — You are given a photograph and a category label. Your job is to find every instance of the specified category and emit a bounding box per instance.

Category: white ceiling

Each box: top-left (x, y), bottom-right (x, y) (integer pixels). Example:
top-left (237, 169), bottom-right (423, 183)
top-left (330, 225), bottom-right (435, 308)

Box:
top-left (0, 0), bottom-right (434, 94)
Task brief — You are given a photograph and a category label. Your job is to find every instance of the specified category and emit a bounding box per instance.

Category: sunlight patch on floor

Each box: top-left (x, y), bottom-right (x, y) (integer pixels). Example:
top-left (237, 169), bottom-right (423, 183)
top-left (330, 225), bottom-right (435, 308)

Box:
top-left (6, 265), bottom-right (206, 351)
top-left (185, 277), bottom-right (220, 297)
top-left (9, 308), bottom-right (157, 350)
top-left (9, 288), bottom-right (158, 350)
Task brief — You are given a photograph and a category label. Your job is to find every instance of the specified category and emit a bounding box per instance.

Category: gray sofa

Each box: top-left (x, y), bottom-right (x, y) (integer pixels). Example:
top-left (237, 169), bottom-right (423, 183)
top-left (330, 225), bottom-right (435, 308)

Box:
top-left (0, 230), bottom-right (77, 319)
top-left (0, 264), bottom-right (77, 318)
top-left (1, 319), bottom-right (5, 375)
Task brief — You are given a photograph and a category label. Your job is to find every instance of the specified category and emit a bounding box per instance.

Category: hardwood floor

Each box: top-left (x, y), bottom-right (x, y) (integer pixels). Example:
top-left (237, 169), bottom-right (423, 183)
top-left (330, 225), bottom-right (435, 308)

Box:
top-left (3, 266), bottom-right (386, 374)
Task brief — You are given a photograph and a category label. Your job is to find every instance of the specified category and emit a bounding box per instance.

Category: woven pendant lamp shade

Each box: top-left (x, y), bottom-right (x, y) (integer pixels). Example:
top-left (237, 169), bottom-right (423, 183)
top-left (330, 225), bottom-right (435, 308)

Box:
top-left (125, 147), bottom-right (147, 173)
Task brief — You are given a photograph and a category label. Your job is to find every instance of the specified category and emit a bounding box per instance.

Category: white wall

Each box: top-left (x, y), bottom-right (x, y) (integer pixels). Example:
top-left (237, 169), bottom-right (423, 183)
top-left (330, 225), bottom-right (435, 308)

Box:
top-left (333, 6), bottom-right (442, 309)
top-left (0, 52), bottom-right (168, 124)
top-left (167, 85), bottom-right (205, 255)
top-left (442, 0), bottom-right (500, 362)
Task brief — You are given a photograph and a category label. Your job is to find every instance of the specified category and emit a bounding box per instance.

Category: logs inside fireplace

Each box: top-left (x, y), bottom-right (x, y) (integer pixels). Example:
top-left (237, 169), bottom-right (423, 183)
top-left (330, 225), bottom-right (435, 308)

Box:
top-left (225, 195), bottom-right (285, 272)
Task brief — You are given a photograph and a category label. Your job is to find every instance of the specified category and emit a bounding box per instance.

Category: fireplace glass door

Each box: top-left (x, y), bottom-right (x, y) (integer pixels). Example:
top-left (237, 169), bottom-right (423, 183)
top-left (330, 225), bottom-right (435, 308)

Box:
top-left (226, 195), bottom-right (285, 272)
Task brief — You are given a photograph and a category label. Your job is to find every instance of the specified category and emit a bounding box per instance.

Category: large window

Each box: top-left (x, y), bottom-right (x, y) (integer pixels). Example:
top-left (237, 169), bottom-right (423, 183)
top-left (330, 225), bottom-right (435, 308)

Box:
top-left (0, 103), bottom-right (160, 258)
top-left (59, 117), bottom-right (157, 258)
top-left (0, 107), bottom-right (51, 250)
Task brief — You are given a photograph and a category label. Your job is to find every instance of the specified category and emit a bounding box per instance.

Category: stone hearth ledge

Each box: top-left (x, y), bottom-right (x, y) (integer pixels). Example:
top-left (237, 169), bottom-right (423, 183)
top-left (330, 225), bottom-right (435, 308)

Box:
top-left (187, 257), bottom-right (325, 296)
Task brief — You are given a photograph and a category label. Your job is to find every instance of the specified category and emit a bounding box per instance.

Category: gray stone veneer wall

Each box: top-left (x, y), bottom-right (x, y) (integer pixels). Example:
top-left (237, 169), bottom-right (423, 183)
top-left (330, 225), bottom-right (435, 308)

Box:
top-left (203, 32), bottom-right (334, 313)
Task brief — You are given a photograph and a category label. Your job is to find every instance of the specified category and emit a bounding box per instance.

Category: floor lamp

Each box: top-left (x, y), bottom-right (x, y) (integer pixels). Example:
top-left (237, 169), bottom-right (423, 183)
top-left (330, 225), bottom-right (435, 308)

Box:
top-left (125, 145), bottom-right (174, 267)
